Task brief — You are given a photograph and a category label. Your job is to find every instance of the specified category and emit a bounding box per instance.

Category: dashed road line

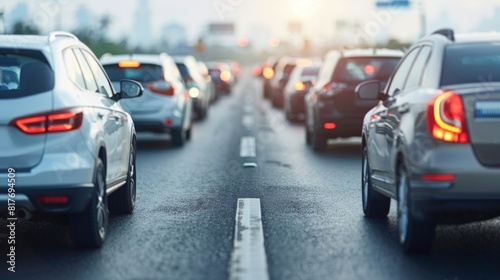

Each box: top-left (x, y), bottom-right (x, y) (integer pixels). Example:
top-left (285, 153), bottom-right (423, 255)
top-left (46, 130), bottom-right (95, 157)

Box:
top-left (240, 137), bottom-right (256, 158)
top-left (229, 198), bottom-right (269, 280)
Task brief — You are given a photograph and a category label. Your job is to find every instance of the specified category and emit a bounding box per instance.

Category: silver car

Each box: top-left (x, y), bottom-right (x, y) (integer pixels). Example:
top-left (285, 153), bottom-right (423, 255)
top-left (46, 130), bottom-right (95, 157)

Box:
top-left (0, 32), bottom-right (143, 248)
top-left (101, 54), bottom-right (193, 147)
top-left (358, 29), bottom-right (500, 253)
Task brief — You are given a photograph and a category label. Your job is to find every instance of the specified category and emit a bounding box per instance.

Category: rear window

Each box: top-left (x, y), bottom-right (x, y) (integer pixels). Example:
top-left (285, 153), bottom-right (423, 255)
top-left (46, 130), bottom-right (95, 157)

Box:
top-left (333, 57), bottom-right (400, 84)
top-left (0, 49), bottom-right (54, 99)
top-left (441, 42), bottom-right (500, 86)
top-left (302, 67), bottom-right (320, 77)
top-left (103, 64), bottom-right (163, 84)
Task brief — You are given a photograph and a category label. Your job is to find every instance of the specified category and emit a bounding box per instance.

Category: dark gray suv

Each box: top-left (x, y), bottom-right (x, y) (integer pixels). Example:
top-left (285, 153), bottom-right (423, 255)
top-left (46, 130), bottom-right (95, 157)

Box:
top-left (358, 29), bottom-right (500, 253)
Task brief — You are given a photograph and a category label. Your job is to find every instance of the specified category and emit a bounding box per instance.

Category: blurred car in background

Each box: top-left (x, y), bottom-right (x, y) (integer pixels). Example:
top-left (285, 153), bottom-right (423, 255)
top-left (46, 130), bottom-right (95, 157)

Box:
top-left (262, 56), bottom-right (280, 99)
top-left (207, 61), bottom-right (234, 97)
top-left (198, 61), bottom-right (217, 104)
top-left (358, 29), bottom-right (500, 253)
top-left (226, 60), bottom-right (241, 82)
top-left (101, 53), bottom-right (193, 147)
top-left (283, 64), bottom-right (321, 121)
top-left (174, 56), bottom-right (211, 120)
top-left (305, 49), bottom-right (403, 151)
top-left (271, 58), bottom-right (318, 108)
top-left (0, 32), bottom-right (143, 248)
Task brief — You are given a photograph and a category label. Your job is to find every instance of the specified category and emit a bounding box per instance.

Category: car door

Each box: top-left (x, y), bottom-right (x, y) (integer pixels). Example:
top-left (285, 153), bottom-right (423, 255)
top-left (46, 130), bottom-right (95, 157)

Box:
top-left (384, 45), bottom-right (433, 187)
top-left (72, 48), bottom-right (120, 182)
top-left (82, 49), bottom-right (131, 181)
top-left (368, 47), bottom-right (420, 190)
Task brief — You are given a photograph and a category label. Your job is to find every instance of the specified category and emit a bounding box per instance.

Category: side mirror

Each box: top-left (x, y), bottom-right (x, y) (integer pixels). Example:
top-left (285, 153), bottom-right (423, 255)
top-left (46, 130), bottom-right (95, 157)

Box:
top-left (356, 80), bottom-right (382, 100)
top-left (117, 79), bottom-right (143, 100)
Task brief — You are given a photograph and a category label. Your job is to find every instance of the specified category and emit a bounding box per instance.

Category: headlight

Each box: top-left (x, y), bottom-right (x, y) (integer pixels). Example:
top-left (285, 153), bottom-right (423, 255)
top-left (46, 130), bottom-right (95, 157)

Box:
top-left (189, 87), bottom-right (200, 98)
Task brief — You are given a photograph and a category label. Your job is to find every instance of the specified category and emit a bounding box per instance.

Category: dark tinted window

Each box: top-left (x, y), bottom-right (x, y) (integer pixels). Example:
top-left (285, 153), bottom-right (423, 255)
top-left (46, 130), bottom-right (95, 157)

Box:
top-left (0, 49), bottom-right (54, 99)
top-left (176, 63), bottom-right (191, 78)
top-left (405, 46), bottom-right (432, 90)
top-left (283, 64), bottom-right (296, 76)
top-left (387, 48), bottom-right (419, 96)
top-left (441, 42), bottom-right (500, 86)
top-left (302, 67), bottom-right (320, 77)
top-left (334, 57), bottom-right (400, 84)
top-left (104, 64), bottom-right (164, 84)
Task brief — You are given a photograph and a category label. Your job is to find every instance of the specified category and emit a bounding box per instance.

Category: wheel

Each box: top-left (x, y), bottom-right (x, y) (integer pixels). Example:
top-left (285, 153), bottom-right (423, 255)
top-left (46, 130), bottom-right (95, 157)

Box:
top-left (198, 106), bottom-right (208, 120)
top-left (397, 163), bottom-right (436, 253)
top-left (186, 126), bottom-right (192, 141)
top-left (305, 125), bottom-right (311, 145)
top-left (108, 141), bottom-right (136, 214)
top-left (362, 147), bottom-right (390, 218)
top-left (70, 158), bottom-right (108, 249)
top-left (311, 128), bottom-right (327, 152)
top-left (171, 128), bottom-right (186, 147)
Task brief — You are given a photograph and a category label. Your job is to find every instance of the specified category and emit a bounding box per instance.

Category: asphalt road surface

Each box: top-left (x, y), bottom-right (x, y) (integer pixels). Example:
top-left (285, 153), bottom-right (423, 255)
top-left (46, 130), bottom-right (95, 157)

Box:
top-left (1, 70), bottom-right (500, 280)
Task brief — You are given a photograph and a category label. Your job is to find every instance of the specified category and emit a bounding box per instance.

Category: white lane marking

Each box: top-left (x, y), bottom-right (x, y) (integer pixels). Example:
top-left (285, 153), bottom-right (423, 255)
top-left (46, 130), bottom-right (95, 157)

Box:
top-left (240, 137), bottom-right (256, 157)
top-left (229, 198), bottom-right (269, 280)
top-left (242, 115), bottom-right (255, 128)
top-left (243, 162), bottom-right (258, 168)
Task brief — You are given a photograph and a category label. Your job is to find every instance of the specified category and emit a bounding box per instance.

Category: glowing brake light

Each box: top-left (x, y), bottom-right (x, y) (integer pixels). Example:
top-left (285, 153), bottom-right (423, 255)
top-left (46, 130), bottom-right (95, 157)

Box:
top-left (38, 196), bottom-right (69, 204)
top-left (294, 82), bottom-right (306, 91)
top-left (263, 67), bottom-right (274, 79)
top-left (147, 81), bottom-right (175, 96)
top-left (365, 64), bottom-right (376, 75)
top-left (324, 123), bottom-right (337, 130)
top-left (422, 174), bottom-right (456, 182)
top-left (118, 61), bottom-right (141, 68)
top-left (427, 91), bottom-right (469, 143)
top-left (220, 71), bottom-right (232, 82)
top-left (12, 108), bottom-right (83, 134)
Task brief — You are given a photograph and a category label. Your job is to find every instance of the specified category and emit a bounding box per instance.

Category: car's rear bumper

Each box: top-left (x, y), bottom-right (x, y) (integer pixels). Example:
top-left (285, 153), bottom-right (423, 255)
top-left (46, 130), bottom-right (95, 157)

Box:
top-left (0, 183), bottom-right (94, 214)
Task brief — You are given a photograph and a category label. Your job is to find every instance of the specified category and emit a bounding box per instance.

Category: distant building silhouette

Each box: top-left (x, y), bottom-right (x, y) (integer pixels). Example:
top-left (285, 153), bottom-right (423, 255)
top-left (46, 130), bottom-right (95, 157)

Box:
top-left (161, 22), bottom-right (189, 54)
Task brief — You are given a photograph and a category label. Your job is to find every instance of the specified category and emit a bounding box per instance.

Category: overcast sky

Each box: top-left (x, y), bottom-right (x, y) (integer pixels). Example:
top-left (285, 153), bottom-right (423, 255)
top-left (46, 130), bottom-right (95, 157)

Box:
top-left (2, 0), bottom-right (500, 47)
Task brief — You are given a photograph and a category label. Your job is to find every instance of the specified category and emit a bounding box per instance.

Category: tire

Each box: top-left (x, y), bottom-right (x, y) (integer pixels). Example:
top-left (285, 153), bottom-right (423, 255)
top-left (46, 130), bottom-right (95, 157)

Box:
top-left (305, 125), bottom-right (311, 145)
top-left (397, 163), bottom-right (436, 254)
top-left (362, 147), bottom-right (390, 218)
top-left (186, 126), bottom-right (192, 141)
top-left (312, 128), bottom-right (327, 152)
top-left (108, 141), bottom-right (136, 215)
top-left (70, 158), bottom-right (108, 249)
top-left (171, 128), bottom-right (186, 147)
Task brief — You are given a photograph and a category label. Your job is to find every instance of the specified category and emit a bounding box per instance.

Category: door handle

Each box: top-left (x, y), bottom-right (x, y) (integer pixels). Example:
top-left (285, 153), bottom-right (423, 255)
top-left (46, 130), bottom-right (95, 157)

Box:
top-left (398, 103), bottom-right (410, 114)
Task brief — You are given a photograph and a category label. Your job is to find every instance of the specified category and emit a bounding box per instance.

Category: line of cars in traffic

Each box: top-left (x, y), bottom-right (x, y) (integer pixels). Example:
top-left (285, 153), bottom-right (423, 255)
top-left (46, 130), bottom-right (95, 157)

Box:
top-left (259, 29), bottom-right (500, 253)
top-left (0, 32), bottom-right (237, 248)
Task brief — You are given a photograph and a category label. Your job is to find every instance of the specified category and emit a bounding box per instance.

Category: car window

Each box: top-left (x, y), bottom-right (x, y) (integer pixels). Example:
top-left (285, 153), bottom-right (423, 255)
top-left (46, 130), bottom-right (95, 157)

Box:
top-left (333, 57), bottom-right (400, 85)
top-left (0, 49), bottom-right (54, 99)
top-left (386, 47), bottom-right (420, 96)
top-left (73, 48), bottom-right (99, 93)
top-left (81, 49), bottom-right (114, 97)
top-left (63, 49), bottom-right (86, 89)
top-left (104, 63), bottom-right (164, 84)
top-left (441, 42), bottom-right (500, 86)
top-left (302, 67), bottom-right (320, 77)
top-left (405, 46), bottom-right (432, 90)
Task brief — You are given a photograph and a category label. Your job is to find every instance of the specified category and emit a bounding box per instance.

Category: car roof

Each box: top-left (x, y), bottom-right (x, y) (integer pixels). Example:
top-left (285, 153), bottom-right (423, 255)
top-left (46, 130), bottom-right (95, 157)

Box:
top-left (0, 35), bottom-right (50, 50)
top-left (454, 32), bottom-right (500, 43)
top-left (100, 54), bottom-right (169, 66)
top-left (341, 49), bottom-right (404, 58)
top-left (172, 55), bottom-right (196, 64)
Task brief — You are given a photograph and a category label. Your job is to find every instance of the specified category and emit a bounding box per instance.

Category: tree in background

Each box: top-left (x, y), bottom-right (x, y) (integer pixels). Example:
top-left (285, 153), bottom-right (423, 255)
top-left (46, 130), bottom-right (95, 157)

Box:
top-left (11, 21), bottom-right (40, 35)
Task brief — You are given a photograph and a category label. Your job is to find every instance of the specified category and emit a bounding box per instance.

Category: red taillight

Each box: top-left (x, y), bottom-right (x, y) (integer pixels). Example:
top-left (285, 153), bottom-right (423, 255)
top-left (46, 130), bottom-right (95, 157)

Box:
top-left (427, 91), bottom-right (469, 143)
top-left (12, 109), bottom-right (83, 135)
top-left (38, 196), bottom-right (69, 204)
top-left (147, 81), bottom-right (175, 96)
top-left (294, 82), bottom-right (306, 91)
top-left (324, 122), bottom-right (337, 130)
top-left (166, 119), bottom-right (173, 126)
top-left (422, 174), bottom-right (456, 182)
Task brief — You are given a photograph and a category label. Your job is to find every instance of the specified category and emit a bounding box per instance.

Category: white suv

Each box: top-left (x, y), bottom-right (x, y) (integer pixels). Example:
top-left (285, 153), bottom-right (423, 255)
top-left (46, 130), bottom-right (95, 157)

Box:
top-left (0, 32), bottom-right (143, 248)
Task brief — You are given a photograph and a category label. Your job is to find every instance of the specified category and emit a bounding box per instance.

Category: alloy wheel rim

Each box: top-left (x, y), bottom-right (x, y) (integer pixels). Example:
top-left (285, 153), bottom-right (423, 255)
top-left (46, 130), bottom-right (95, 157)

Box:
top-left (96, 168), bottom-right (108, 240)
top-left (398, 172), bottom-right (409, 243)
top-left (362, 153), bottom-right (369, 209)
top-left (130, 150), bottom-right (136, 207)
